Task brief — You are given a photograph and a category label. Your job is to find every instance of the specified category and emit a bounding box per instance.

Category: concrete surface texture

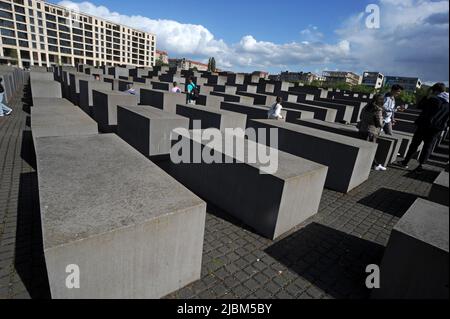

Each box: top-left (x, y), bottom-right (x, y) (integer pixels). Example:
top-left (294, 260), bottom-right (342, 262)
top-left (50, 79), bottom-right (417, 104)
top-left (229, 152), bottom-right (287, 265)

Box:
top-left (165, 129), bottom-right (328, 240)
top-left (117, 105), bottom-right (189, 156)
top-left (176, 103), bottom-right (247, 132)
top-left (30, 80), bottom-right (62, 101)
top-left (428, 171), bottom-right (449, 206)
top-left (34, 134), bottom-right (206, 299)
top-left (247, 119), bottom-right (377, 193)
top-left (92, 89), bottom-right (138, 132)
top-left (31, 105), bottom-right (98, 138)
top-left (79, 80), bottom-right (112, 113)
top-left (140, 89), bottom-right (187, 114)
top-left (373, 198), bottom-right (449, 299)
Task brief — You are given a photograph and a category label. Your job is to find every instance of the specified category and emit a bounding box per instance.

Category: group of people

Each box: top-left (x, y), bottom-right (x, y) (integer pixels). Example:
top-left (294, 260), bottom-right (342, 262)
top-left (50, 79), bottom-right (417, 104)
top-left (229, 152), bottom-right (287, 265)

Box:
top-left (0, 78), bottom-right (13, 117)
top-left (358, 83), bottom-right (449, 172)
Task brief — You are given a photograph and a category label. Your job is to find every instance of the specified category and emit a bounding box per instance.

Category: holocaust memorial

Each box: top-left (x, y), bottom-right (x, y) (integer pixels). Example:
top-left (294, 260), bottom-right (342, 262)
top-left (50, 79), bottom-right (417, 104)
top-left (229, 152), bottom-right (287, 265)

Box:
top-left (0, 0), bottom-right (449, 306)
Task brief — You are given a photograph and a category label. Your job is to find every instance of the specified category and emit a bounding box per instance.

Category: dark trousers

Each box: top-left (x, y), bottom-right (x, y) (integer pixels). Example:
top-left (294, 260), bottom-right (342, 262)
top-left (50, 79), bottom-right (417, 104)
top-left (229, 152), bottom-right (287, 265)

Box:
top-left (359, 131), bottom-right (379, 167)
top-left (403, 127), bottom-right (442, 165)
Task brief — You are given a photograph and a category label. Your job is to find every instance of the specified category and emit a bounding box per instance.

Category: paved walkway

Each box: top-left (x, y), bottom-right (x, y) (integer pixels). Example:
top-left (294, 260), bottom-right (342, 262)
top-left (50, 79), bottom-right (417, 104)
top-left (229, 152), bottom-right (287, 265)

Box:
top-left (0, 89), bottom-right (444, 299)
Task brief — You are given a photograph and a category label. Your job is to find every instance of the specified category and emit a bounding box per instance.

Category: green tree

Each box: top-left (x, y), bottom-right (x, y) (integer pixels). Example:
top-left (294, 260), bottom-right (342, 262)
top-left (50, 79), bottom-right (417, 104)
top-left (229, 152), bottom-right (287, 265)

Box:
top-left (208, 57), bottom-right (216, 72)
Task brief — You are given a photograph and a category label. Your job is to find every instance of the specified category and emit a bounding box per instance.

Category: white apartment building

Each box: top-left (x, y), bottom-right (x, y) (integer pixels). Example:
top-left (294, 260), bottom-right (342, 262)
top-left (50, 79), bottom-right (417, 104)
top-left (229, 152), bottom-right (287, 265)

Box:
top-left (0, 0), bottom-right (156, 68)
top-left (362, 72), bottom-right (385, 89)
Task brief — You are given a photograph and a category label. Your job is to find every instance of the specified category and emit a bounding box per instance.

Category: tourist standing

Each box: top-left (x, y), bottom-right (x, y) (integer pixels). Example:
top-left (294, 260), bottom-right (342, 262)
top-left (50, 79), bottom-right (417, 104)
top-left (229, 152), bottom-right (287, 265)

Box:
top-left (397, 83), bottom-right (449, 173)
top-left (171, 82), bottom-right (181, 93)
top-left (382, 84), bottom-right (404, 135)
top-left (358, 94), bottom-right (386, 171)
top-left (0, 78), bottom-right (13, 117)
top-left (267, 97), bottom-right (284, 120)
top-left (187, 77), bottom-right (198, 105)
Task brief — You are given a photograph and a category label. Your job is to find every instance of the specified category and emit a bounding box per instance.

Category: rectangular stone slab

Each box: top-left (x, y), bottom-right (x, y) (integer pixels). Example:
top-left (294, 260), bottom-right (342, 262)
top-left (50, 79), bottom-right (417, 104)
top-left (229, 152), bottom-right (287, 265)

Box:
top-left (219, 101), bottom-right (287, 126)
top-left (32, 98), bottom-right (75, 108)
top-left (236, 91), bottom-right (276, 106)
top-left (210, 91), bottom-right (254, 105)
top-left (31, 80), bottom-right (62, 104)
top-left (79, 80), bottom-right (113, 115)
top-left (92, 90), bottom-right (138, 132)
top-left (117, 105), bottom-right (189, 156)
top-left (282, 101), bottom-right (338, 122)
top-left (166, 129), bottom-right (328, 239)
top-left (140, 89), bottom-right (187, 113)
top-left (291, 119), bottom-right (399, 167)
top-left (31, 104), bottom-right (98, 138)
top-left (372, 199), bottom-right (448, 299)
top-left (176, 104), bottom-right (247, 131)
top-left (30, 71), bottom-right (54, 82)
top-left (429, 171), bottom-right (449, 206)
top-left (34, 134), bottom-right (206, 299)
top-left (69, 73), bottom-right (92, 105)
top-left (247, 119), bottom-right (377, 193)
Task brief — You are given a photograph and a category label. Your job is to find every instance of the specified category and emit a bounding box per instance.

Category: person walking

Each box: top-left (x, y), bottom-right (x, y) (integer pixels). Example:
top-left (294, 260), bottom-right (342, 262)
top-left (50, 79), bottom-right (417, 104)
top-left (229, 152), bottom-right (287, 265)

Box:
top-left (382, 84), bottom-right (404, 135)
top-left (267, 96), bottom-right (284, 120)
top-left (0, 78), bottom-right (13, 117)
top-left (397, 83), bottom-right (449, 173)
top-left (358, 94), bottom-right (386, 171)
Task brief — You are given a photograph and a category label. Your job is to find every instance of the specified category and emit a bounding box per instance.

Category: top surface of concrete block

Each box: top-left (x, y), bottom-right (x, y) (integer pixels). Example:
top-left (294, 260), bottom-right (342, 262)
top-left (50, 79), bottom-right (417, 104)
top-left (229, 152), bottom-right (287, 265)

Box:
top-left (252, 119), bottom-right (376, 149)
top-left (174, 129), bottom-right (327, 179)
top-left (35, 134), bottom-right (205, 250)
top-left (30, 72), bottom-right (54, 81)
top-left (434, 171), bottom-right (449, 188)
top-left (32, 98), bottom-right (74, 108)
top-left (395, 198), bottom-right (449, 252)
top-left (121, 105), bottom-right (187, 120)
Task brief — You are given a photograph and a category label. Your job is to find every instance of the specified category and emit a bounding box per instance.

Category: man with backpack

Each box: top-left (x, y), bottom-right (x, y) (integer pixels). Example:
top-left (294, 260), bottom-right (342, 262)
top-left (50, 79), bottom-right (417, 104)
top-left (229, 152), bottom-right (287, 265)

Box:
top-left (397, 83), bottom-right (449, 173)
top-left (187, 77), bottom-right (199, 105)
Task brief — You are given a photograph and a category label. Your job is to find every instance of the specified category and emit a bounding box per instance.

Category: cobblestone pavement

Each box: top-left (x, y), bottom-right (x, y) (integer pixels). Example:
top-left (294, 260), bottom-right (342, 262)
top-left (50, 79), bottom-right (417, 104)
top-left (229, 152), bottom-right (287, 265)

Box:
top-left (0, 89), bottom-right (444, 299)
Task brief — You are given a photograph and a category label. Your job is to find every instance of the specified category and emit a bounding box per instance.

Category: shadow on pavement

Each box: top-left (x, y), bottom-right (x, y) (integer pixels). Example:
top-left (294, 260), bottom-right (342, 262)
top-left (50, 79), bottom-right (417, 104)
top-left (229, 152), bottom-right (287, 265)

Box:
top-left (265, 223), bottom-right (384, 299)
top-left (357, 188), bottom-right (420, 217)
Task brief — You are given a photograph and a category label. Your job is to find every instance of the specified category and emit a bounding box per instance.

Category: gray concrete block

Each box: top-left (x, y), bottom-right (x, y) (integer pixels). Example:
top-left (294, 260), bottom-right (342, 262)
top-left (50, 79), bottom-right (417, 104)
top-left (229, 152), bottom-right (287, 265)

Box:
top-left (30, 71), bottom-right (54, 82)
top-left (176, 104), bottom-right (247, 132)
top-left (219, 101), bottom-right (287, 126)
top-left (92, 90), bottom-right (138, 132)
top-left (79, 80), bottom-right (113, 114)
top-left (429, 172), bottom-right (449, 206)
top-left (31, 80), bottom-right (62, 104)
top-left (291, 119), bottom-right (399, 167)
top-left (373, 199), bottom-right (448, 299)
top-left (32, 98), bottom-right (74, 108)
top-left (236, 91), bottom-right (276, 106)
top-left (34, 134), bottom-right (206, 299)
top-left (31, 104), bottom-right (98, 138)
top-left (69, 73), bottom-right (92, 105)
top-left (282, 101), bottom-right (338, 122)
top-left (117, 105), bottom-right (189, 156)
top-left (196, 94), bottom-right (224, 110)
top-left (140, 89), bottom-right (187, 114)
top-left (167, 129), bottom-right (328, 239)
top-left (247, 119), bottom-right (377, 193)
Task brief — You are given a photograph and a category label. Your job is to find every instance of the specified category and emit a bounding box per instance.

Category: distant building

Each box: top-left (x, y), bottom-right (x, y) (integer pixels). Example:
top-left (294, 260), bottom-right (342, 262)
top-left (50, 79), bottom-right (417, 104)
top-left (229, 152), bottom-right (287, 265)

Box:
top-left (252, 71), bottom-right (269, 80)
top-left (269, 71), bottom-right (324, 83)
top-left (323, 71), bottom-right (362, 86)
top-left (384, 76), bottom-right (422, 92)
top-left (169, 58), bottom-right (209, 71)
top-left (155, 50), bottom-right (169, 65)
top-left (362, 72), bottom-right (384, 89)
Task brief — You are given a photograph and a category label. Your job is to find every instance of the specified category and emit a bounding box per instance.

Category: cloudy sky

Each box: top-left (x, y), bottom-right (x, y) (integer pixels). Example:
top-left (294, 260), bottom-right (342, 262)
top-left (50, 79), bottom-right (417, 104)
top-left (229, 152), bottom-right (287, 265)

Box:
top-left (52, 0), bottom-right (449, 83)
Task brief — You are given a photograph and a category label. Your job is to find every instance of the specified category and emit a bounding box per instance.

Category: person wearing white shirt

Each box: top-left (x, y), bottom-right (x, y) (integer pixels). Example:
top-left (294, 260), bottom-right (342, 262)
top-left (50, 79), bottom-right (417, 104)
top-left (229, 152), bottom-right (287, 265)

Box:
top-left (268, 97), bottom-right (284, 120)
top-left (382, 84), bottom-right (403, 135)
top-left (171, 81), bottom-right (181, 93)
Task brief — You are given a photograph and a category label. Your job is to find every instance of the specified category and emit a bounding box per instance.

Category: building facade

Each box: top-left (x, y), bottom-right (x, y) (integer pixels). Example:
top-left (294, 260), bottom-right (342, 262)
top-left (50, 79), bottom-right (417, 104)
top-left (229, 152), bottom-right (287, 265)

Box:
top-left (362, 72), bottom-right (384, 89)
top-left (155, 50), bottom-right (169, 65)
top-left (0, 0), bottom-right (156, 68)
top-left (323, 71), bottom-right (362, 86)
top-left (384, 76), bottom-right (422, 92)
top-left (168, 58), bottom-right (209, 71)
top-left (269, 71), bottom-right (323, 84)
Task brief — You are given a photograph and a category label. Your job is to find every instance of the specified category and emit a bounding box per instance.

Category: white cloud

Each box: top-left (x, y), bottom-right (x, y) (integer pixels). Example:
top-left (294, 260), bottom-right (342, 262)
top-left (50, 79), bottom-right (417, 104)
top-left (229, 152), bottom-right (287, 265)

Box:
top-left (336, 0), bottom-right (449, 82)
top-left (58, 0), bottom-right (449, 82)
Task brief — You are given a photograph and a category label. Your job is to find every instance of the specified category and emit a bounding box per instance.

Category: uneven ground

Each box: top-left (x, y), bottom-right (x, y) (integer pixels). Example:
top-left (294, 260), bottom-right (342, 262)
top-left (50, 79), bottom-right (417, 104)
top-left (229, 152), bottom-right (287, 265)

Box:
top-left (0, 89), bottom-right (444, 299)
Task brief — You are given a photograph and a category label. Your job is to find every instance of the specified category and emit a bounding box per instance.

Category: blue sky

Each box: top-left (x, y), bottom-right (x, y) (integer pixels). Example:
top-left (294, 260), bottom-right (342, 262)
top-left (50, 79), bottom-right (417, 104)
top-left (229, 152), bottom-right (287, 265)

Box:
top-left (53, 0), bottom-right (449, 83)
